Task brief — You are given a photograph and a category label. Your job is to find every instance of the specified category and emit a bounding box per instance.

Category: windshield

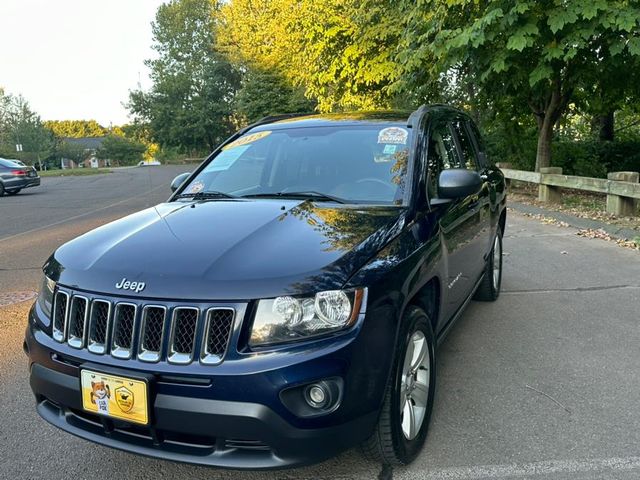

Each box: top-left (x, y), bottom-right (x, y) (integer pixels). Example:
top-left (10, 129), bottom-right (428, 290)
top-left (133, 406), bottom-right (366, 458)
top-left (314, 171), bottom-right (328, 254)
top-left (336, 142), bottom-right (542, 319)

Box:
top-left (179, 124), bottom-right (412, 205)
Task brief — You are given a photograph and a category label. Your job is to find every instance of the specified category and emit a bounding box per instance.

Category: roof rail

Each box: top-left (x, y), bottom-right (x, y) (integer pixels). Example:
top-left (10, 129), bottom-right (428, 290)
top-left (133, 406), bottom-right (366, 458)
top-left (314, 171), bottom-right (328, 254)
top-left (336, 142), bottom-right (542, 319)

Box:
top-left (407, 105), bottom-right (429, 128)
top-left (241, 113), bottom-right (313, 133)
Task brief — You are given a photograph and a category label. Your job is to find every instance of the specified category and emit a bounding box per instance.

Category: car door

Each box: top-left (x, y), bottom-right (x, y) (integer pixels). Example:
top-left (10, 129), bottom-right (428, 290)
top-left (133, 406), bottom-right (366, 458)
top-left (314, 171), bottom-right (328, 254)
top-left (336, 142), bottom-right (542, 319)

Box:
top-left (451, 117), bottom-right (493, 273)
top-left (426, 118), bottom-right (482, 320)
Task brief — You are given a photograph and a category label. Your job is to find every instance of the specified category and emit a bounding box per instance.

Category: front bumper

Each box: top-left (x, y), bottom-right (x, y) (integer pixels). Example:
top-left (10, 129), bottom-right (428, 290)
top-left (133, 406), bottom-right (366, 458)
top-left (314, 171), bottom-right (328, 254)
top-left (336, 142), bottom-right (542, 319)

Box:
top-left (30, 363), bottom-right (377, 469)
top-left (25, 304), bottom-right (390, 469)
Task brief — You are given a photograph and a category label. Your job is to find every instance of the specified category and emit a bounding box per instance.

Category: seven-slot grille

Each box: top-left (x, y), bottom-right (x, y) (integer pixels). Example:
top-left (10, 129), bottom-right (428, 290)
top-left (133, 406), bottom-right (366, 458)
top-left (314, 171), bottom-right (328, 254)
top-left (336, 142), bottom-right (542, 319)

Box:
top-left (51, 290), bottom-right (235, 365)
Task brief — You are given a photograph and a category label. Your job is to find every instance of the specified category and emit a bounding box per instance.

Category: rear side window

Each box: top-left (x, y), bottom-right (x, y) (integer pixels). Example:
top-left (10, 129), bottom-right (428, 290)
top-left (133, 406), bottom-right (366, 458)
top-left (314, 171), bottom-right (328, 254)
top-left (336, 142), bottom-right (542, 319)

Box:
top-left (451, 119), bottom-right (479, 171)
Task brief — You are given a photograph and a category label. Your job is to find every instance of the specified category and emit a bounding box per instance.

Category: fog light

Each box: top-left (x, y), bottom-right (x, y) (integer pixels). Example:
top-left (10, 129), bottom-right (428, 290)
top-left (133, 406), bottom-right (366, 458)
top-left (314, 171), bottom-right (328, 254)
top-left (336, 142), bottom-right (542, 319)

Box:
top-left (305, 383), bottom-right (329, 409)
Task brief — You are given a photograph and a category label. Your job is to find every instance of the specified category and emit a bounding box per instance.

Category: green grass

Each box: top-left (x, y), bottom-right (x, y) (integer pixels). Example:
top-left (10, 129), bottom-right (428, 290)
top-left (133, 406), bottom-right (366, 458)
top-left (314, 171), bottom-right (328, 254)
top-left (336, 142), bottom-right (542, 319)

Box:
top-left (39, 168), bottom-right (112, 177)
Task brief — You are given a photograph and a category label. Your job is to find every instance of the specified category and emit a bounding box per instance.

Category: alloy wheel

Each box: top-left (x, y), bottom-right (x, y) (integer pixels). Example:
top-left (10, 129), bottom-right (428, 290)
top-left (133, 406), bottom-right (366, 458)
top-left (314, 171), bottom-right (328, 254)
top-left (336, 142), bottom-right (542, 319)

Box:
top-left (400, 330), bottom-right (431, 440)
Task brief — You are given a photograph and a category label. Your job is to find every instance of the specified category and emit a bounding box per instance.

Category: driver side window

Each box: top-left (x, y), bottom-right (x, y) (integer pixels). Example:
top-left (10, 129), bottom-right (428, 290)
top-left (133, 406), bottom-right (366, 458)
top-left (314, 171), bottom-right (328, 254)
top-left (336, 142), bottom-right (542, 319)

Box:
top-left (426, 122), bottom-right (462, 197)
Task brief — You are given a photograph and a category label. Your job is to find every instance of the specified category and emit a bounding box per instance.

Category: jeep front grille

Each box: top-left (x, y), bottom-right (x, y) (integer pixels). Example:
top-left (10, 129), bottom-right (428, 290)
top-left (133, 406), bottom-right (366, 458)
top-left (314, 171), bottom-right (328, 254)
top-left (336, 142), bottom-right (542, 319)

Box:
top-left (168, 308), bottom-right (199, 364)
top-left (48, 288), bottom-right (236, 366)
top-left (201, 308), bottom-right (234, 364)
top-left (67, 296), bottom-right (89, 349)
top-left (88, 300), bottom-right (111, 354)
top-left (52, 291), bottom-right (69, 342)
top-left (111, 303), bottom-right (137, 359)
top-left (138, 306), bottom-right (166, 362)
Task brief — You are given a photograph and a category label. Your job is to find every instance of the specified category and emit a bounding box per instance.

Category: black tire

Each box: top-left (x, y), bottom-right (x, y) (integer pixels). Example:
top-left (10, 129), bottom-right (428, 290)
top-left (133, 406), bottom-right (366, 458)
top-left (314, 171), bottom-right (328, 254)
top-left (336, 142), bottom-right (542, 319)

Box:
top-left (473, 226), bottom-right (503, 301)
top-left (0, 183), bottom-right (4, 197)
top-left (5, 188), bottom-right (21, 195)
top-left (362, 306), bottom-right (436, 466)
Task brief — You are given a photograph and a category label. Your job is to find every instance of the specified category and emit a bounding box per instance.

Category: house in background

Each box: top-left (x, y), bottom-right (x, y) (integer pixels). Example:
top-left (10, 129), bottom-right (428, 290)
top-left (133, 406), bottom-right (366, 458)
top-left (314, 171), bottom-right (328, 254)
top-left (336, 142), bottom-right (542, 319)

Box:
top-left (60, 137), bottom-right (111, 169)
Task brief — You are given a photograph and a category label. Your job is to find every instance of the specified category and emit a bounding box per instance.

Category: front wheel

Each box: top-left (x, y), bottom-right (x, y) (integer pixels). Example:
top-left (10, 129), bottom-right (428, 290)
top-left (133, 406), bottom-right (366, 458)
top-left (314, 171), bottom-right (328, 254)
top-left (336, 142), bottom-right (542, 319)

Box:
top-left (473, 226), bottom-right (503, 301)
top-left (362, 306), bottom-right (436, 465)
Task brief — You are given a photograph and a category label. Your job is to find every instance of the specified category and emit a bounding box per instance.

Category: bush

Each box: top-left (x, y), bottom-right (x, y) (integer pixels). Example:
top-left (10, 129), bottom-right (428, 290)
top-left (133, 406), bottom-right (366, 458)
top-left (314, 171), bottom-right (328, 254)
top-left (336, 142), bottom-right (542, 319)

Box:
top-left (486, 129), bottom-right (640, 178)
top-left (553, 140), bottom-right (640, 178)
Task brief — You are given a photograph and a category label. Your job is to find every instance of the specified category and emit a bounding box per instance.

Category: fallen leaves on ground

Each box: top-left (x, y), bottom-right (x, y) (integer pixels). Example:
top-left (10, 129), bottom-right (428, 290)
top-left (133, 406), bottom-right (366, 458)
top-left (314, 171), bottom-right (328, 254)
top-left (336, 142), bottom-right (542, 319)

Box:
top-left (519, 211), bottom-right (570, 228)
top-left (509, 187), bottom-right (640, 232)
top-left (576, 228), bottom-right (640, 251)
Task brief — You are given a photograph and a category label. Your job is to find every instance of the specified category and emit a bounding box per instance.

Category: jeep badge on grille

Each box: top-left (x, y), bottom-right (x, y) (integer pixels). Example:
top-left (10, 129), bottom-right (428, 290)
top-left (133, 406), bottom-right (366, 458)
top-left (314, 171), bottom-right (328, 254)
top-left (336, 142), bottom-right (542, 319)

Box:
top-left (115, 278), bottom-right (146, 293)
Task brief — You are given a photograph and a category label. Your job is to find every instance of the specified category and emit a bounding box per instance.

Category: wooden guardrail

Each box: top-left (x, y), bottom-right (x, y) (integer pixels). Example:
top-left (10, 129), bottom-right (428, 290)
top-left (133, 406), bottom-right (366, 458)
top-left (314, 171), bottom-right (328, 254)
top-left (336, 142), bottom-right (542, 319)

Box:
top-left (496, 164), bottom-right (640, 217)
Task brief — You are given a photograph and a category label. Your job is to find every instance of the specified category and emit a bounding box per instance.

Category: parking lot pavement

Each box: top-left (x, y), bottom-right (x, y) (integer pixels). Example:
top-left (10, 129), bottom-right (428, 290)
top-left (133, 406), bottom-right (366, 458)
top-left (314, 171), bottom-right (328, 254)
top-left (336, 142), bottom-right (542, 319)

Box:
top-left (0, 165), bottom-right (188, 293)
top-left (1, 173), bottom-right (640, 479)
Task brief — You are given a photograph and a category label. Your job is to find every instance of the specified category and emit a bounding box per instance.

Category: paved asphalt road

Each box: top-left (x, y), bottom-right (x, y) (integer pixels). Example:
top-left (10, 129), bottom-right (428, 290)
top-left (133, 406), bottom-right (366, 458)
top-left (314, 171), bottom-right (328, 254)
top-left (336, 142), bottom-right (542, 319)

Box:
top-left (1, 167), bottom-right (640, 479)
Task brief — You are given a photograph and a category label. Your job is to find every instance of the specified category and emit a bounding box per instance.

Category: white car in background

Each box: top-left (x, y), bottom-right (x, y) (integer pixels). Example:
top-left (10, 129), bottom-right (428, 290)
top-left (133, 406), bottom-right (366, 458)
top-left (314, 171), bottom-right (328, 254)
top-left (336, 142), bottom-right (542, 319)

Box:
top-left (137, 160), bottom-right (162, 166)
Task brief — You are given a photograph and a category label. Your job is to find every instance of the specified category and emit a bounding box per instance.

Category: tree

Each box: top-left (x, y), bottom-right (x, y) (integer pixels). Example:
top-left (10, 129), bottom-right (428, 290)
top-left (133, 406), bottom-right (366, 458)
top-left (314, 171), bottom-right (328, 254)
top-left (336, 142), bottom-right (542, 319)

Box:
top-left (217, 0), bottom-right (402, 112)
top-left (392, 0), bottom-right (640, 171)
top-left (96, 135), bottom-right (146, 165)
top-left (128, 0), bottom-right (240, 153)
top-left (0, 89), bottom-right (54, 166)
top-left (234, 67), bottom-right (315, 123)
top-left (43, 120), bottom-right (108, 138)
top-left (56, 141), bottom-right (88, 165)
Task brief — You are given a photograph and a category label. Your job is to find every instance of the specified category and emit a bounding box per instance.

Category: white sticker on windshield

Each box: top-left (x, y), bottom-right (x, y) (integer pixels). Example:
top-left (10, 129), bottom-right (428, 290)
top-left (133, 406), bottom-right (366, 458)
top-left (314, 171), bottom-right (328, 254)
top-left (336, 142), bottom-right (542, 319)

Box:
top-left (378, 127), bottom-right (408, 145)
top-left (204, 145), bottom-right (250, 172)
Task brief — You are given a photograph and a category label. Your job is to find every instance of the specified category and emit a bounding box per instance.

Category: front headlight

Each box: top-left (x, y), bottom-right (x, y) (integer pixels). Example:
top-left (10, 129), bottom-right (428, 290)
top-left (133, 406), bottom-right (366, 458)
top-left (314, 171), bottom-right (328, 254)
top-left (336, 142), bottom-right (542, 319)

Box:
top-left (249, 288), bottom-right (365, 347)
top-left (37, 274), bottom-right (56, 319)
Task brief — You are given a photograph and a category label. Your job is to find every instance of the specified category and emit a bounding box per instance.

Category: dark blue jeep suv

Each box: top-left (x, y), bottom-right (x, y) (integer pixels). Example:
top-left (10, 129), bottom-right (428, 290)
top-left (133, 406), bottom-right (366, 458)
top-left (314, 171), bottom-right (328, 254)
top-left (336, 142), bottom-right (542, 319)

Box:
top-left (25, 105), bottom-right (506, 469)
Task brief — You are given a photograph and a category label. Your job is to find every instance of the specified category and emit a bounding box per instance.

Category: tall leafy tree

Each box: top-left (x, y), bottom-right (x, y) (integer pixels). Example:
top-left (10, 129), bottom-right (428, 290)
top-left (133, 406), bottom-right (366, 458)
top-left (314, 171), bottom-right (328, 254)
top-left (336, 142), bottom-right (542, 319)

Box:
top-left (234, 67), bottom-right (315, 123)
top-left (0, 89), bottom-right (54, 166)
top-left (128, 0), bottom-right (240, 152)
top-left (43, 120), bottom-right (108, 138)
top-left (217, 0), bottom-right (401, 112)
top-left (394, 0), bottom-right (640, 170)
top-left (96, 135), bottom-right (146, 166)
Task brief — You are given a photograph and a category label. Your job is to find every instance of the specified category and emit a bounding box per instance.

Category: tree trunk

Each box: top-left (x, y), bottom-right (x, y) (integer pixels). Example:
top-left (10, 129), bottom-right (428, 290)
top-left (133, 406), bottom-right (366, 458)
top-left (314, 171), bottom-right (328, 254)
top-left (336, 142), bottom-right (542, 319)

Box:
top-left (535, 115), bottom-right (554, 171)
top-left (598, 110), bottom-right (615, 141)
top-left (529, 77), bottom-right (572, 172)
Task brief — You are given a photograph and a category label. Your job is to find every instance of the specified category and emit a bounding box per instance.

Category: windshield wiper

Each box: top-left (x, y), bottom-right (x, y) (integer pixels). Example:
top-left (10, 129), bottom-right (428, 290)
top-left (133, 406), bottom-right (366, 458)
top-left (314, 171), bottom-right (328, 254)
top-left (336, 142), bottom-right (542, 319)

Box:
top-left (175, 191), bottom-right (237, 200)
top-left (242, 191), bottom-right (346, 204)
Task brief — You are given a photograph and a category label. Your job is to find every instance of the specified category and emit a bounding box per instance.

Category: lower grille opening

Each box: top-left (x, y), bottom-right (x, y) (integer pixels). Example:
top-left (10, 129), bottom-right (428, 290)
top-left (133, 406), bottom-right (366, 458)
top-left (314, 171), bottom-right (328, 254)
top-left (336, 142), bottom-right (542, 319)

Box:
top-left (224, 439), bottom-right (270, 451)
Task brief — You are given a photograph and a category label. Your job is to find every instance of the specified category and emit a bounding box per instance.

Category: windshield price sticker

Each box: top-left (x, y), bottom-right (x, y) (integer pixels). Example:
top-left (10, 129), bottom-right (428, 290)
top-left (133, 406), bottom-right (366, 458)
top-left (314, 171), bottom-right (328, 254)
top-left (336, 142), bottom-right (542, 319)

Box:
top-left (378, 127), bottom-right (408, 145)
top-left (223, 130), bottom-right (271, 151)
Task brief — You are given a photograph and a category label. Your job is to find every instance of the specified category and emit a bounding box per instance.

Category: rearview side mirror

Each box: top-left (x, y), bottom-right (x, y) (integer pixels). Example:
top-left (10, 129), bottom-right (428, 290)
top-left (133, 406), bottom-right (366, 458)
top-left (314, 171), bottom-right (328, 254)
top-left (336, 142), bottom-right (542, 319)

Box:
top-left (437, 169), bottom-right (482, 199)
top-left (170, 172), bottom-right (191, 192)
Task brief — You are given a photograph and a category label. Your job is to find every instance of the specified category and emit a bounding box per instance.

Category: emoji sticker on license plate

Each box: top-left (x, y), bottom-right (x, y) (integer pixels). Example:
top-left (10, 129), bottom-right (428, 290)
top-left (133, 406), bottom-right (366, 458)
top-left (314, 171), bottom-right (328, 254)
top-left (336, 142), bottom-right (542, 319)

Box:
top-left (80, 369), bottom-right (149, 425)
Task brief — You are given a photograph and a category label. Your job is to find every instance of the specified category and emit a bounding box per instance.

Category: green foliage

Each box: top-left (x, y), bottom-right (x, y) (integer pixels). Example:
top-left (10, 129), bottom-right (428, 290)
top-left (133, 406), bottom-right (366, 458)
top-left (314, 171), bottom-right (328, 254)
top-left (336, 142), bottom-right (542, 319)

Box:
top-left (128, 0), bottom-right (240, 152)
top-left (43, 120), bottom-right (107, 138)
top-left (55, 141), bottom-right (87, 163)
top-left (0, 88), bottom-right (54, 165)
top-left (234, 68), bottom-right (315, 123)
top-left (218, 0), bottom-right (402, 112)
top-left (393, 0), bottom-right (640, 170)
top-left (96, 135), bottom-right (146, 165)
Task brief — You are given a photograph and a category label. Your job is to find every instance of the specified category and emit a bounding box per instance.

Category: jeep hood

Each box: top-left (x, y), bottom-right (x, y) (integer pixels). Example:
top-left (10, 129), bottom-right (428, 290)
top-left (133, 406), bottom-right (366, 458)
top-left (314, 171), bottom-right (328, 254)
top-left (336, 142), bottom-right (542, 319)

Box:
top-left (48, 200), bottom-right (405, 300)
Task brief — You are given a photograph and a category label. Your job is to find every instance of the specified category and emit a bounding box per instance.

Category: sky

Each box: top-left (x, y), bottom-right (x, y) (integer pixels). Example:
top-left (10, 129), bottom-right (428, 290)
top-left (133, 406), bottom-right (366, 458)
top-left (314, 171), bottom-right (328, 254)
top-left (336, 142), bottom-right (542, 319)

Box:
top-left (0, 0), bottom-right (167, 126)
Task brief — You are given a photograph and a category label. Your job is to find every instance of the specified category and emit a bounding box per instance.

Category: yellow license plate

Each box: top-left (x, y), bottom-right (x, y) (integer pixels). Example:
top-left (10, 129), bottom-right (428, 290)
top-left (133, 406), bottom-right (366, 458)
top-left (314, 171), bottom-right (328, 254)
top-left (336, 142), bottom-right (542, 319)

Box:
top-left (80, 369), bottom-right (149, 425)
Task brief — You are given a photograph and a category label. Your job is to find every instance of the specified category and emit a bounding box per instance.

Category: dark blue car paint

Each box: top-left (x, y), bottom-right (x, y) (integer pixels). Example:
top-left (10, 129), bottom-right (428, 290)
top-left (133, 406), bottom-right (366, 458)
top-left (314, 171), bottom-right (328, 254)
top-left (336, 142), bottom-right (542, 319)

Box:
top-left (26, 106), bottom-right (506, 469)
